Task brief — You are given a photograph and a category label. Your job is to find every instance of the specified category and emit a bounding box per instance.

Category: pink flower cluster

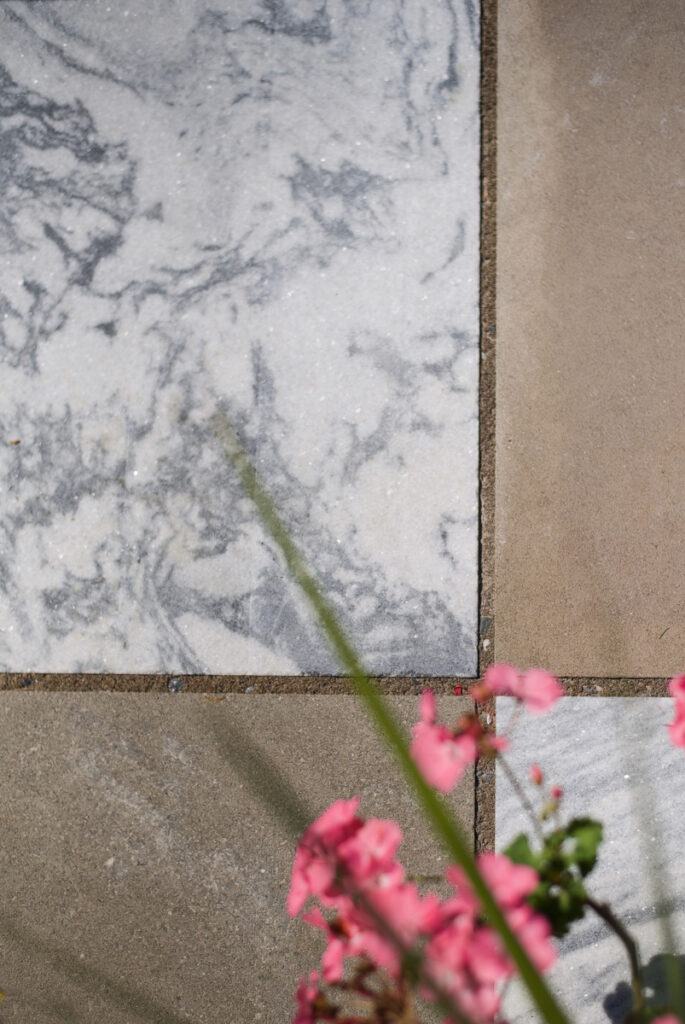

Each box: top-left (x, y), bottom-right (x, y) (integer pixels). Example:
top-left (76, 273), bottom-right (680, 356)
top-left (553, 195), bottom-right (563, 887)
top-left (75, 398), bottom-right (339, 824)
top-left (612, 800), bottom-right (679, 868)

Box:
top-left (410, 690), bottom-right (485, 793)
top-left (288, 798), bottom-right (556, 1024)
top-left (410, 665), bottom-right (563, 794)
top-left (668, 675), bottom-right (685, 748)
top-left (421, 854), bottom-right (556, 1023)
top-left (472, 664), bottom-right (564, 714)
top-left (288, 667), bottom-right (685, 1024)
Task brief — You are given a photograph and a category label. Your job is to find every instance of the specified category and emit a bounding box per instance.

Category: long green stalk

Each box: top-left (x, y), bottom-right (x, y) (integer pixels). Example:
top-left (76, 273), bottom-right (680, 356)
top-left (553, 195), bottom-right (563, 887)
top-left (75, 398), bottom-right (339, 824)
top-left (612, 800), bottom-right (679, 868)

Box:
top-left (212, 413), bottom-right (573, 1024)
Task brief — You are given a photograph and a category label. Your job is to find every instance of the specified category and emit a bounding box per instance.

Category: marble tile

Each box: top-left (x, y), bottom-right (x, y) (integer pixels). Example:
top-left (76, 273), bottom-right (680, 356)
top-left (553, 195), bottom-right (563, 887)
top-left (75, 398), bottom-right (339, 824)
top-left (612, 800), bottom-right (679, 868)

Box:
top-left (0, 1), bottom-right (480, 675)
top-left (495, 0), bottom-right (685, 675)
top-left (0, 693), bottom-right (473, 1023)
top-left (496, 698), bottom-right (685, 1024)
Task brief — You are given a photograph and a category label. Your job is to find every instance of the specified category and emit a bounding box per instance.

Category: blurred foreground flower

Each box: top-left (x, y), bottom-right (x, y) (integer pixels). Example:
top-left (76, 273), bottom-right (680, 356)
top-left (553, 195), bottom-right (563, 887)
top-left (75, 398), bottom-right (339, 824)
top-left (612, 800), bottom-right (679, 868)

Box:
top-left (288, 793), bottom-right (556, 1024)
top-left (471, 664), bottom-right (564, 714)
top-left (289, 668), bottom-right (685, 1022)
top-left (668, 675), bottom-right (685, 748)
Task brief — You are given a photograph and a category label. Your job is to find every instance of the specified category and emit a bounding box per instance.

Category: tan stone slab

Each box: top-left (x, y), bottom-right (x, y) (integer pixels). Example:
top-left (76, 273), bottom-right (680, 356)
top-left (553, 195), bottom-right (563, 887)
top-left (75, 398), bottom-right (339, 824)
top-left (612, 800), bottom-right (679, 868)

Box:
top-left (0, 694), bottom-right (472, 1024)
top-left (496, 0), bottom-right (685, 676)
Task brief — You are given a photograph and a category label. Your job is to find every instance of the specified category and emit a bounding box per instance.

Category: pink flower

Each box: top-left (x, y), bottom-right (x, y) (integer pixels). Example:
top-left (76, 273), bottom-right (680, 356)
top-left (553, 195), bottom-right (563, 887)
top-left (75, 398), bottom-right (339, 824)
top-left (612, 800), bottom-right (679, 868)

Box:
top-left (419, 688), bottom-right (438, 721)
top-left (516, 669), bottom-right (564, 714)
top-left (466, 925), bottom-right (515, 986)
top-left (290, 799), bottom-right (443, 985)
top-left (668, 676), bottom-right (685, 749)
top-left (669, 712), bottom-right (685, 748)
top-left (477, 852), bottom-right (539, 908)
top-left (424, 919), bottom-right (507, 1024)
top-left (290, 803), bottom-right (557, 1024)
top-left (293, 971), bottom-right (320, 1024)
top-left (669, 676), bottom-right (685, 703)
top-left (301, 907), bottom-right (349, 982)
top-left (443, 854), bottom-right (557, 985)
top-left (550, 785), bottom-right (563, 801)
top-left (287, 797), bottom-right (362, 916)
top-left (350, 882), bottom-right (441, 977)
top-left (482, 663), bottom-right (520, 696)
top-left (410, 690), bottom-right (478, 793)
top-left (506, 903), bottom-right (557, 972)
top-left (478, 664), bottom-right (563, 714)
top-left (651, 1018), bottom-right (683, 1024)
top-left (442, 869), bottom-right (482, 918)
top-left (337, 818), bottom-right (404, 887)
top-left (530, 763), bottom-right (544, 785)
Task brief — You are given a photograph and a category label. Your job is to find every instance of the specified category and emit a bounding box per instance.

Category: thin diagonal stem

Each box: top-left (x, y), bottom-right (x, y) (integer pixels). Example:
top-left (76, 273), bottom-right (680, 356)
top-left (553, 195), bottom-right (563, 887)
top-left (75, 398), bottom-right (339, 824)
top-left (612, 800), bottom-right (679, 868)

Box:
top-left (498, 753), bottom-right (545, 846)
top-left (213, 413), bottom-right (573, 1024)
top-left (585, 896), bottom-right (644, 1015)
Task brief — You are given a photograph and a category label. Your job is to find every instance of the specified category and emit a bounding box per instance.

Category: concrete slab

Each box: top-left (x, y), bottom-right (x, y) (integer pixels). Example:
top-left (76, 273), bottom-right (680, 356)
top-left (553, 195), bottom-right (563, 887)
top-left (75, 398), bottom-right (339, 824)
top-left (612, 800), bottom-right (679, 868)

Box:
top-left (495, 0), bottom-right (685, 675)
top-left (496, 697), bottom-right (685, 1023)
top-left (0, 693), bottom-right (473, 1023)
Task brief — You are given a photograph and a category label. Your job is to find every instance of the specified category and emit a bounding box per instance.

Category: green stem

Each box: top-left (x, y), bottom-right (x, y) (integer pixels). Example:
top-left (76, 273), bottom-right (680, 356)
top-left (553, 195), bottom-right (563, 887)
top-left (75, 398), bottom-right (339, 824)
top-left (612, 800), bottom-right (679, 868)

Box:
top-left (213, 415), bottom-right (573, 1024)
top-left (498, 752), bottom-right (545, 846)
top-left (585, 896), bottom-right (644, 1015)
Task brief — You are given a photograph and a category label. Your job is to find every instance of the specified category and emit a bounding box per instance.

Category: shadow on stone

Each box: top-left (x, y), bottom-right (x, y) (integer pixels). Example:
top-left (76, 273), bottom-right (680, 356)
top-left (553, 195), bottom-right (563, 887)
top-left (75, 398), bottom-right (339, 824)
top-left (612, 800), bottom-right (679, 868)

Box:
top-left (0, 915), bottom-right (197, 1024)
top-left (206, 709), bottom-right (313, 839)
top-left (603, 953), bottom-right (685, 1023)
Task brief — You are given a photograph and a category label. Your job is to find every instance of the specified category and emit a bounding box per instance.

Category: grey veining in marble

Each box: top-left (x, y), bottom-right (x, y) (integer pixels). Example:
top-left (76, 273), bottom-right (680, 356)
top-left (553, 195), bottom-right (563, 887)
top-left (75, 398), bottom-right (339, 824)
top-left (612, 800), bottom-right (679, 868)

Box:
top-left (0, 1), bottom-right (480, 674)
top-left (496, 698), bottom-right (685, 1024)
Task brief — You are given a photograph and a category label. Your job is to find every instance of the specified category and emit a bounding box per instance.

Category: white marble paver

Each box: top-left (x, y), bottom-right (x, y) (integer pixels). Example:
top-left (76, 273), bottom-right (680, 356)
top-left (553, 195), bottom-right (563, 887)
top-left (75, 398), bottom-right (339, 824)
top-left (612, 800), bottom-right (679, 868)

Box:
top-left (0, 1), bottom-right (480, 674)
top-left (496, 697), bottom-right (685, 1024)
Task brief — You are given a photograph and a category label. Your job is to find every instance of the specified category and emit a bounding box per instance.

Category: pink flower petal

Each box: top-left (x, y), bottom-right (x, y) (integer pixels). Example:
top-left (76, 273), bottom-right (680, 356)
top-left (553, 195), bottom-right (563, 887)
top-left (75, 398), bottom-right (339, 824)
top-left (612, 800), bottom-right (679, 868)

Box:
top-left (517, 669), bottom-right (563, 714)
top-left (488, 734), bottom-right (509, 752)
top-left (419, 688), bottom-right (437, 723)
top-left (668, 712), bottom-right (685, 749)
top-left (310, 796), bottom-right (361, 837)
top-left (293, 971), bottom-right (320, 1024)
top-left (483, 662), bottom-right (520, 696)
top-left (478, 852), bottom-right (539, 907)
top-left (321, 937), bottom-right (345, 982)
top-left (668, 675), bottom-right (685, 704)
top-left (507, 904), bottom-right (557, 972)
top-left (337, 817), bottom-right (404, 884)
top-left (287, 797), bottom-right (362, 915)
top-left (411, 722), bottom-right (477, 792)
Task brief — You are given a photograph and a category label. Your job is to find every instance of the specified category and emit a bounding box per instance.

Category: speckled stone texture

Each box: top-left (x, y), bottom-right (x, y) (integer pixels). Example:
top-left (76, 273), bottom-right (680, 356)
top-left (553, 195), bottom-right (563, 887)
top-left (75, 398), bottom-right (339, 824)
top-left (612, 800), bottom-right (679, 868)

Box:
top-left (0, 693), bottom-right (473, 1023)
top-left (0, 0), bottom-right (480, 676)
top-left (495, 0), bottom-right (685, 676)
top-left (496, 697), bottom-right (685, 1024)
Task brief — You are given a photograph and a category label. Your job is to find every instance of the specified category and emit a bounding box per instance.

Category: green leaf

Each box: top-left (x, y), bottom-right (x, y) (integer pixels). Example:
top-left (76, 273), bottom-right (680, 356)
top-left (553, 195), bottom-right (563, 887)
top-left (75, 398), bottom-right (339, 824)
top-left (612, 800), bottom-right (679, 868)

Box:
top-left (505, 820), bottom-right (602, 940)
top-left (504, 833), bottom-right (538, 869)
top-left (564, 818), bottom-right (603, 877)
top-left (528, 877), bottom-right (587, 939)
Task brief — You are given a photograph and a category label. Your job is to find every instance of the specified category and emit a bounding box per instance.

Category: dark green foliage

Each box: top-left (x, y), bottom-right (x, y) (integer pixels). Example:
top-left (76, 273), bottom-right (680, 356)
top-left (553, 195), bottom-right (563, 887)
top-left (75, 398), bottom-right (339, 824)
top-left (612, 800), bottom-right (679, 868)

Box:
top-left (504, 818), bottom-right (603, 938)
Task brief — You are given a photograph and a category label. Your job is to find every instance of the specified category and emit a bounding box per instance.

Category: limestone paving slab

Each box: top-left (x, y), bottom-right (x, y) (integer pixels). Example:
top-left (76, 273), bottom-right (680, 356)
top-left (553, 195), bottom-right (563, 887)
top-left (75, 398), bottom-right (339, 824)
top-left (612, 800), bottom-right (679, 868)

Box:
top-left (496, 697), bottom-right (685, 1024)
top-left (495, 0), bottom-right (685, 675)
top-left (0, 693), bottom-right (473, 1024)
top-left (0, 0), bottom-right (480, 676)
